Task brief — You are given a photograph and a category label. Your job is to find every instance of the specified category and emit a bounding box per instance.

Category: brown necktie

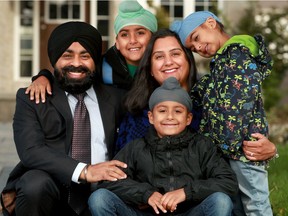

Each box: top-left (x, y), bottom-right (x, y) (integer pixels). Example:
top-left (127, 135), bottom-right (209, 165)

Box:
top-left (71, 93), bottom-right (91, 164)
top-left (69, 93), bottom-right (91, 215)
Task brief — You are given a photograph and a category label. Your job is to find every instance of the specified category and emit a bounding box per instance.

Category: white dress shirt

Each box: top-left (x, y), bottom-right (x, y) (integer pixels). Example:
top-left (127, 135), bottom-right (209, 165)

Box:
top-left (67, 86), bottom-right (108, 183)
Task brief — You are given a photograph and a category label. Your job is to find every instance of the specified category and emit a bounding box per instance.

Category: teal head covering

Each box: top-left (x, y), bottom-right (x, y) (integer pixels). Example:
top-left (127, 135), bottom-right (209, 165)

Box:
top-left (170, 11), bottom-right (221, 45)
top-left (114, 0), bottom-right (157, 35)
top-left (149, 77), bottom-right (192, 111)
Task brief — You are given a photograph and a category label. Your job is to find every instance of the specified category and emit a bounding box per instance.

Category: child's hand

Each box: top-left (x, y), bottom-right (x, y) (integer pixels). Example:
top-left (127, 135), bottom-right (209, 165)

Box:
top-left (148, 192), bottom-right (167, 214)
top-left (161, 188), bottom-right (186, 212)
top-left (25, 76), bottom-right (52, 104)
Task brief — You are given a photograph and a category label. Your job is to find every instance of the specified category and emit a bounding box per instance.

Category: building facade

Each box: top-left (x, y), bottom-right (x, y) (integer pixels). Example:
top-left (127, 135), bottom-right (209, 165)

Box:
top-left (0, 0), bottom-right (287, 121)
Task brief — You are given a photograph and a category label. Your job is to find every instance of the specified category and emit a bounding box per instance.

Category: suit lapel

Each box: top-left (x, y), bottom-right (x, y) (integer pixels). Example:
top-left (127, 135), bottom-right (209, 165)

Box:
top-left (48, 82), bottom-right (117, 158)
top-left (50, 83), bottom-right (73, 153)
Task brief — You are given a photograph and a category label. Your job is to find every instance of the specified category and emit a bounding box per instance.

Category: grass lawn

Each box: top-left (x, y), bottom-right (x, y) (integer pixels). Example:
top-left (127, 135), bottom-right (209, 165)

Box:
top-left (269, 144), bottom-right (288, 216)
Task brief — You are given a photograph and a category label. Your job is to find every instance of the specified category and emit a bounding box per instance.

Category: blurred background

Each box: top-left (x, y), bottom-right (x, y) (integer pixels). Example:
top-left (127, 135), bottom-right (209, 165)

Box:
top-left (0, 0), bottom-right (287, 215)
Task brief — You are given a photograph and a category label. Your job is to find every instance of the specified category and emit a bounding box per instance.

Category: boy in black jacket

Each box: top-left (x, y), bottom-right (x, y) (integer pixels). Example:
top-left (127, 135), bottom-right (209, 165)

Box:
top-left (88, 77), bottom-right (238, 216)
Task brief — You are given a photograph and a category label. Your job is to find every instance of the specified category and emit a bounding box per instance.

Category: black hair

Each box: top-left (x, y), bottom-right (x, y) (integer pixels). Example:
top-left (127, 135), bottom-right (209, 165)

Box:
top-left (123, 28), bottom-right (197, 115)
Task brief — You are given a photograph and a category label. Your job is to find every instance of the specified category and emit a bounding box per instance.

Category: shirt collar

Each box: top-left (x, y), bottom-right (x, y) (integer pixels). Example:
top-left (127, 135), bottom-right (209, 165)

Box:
top-left (66, 85), bottom-right (97, 103)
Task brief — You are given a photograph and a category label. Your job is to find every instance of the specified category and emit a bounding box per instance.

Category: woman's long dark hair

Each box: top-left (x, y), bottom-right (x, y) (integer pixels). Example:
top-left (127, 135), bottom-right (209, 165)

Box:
top-left (124, 28), bottom-right (197, 115)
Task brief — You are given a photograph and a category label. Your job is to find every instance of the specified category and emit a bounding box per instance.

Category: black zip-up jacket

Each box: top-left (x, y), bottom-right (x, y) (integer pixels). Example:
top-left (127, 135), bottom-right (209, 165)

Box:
top-left (98, 127), bottom-right (238, 207)
top-left (101, 45), bottom-right (134, 90)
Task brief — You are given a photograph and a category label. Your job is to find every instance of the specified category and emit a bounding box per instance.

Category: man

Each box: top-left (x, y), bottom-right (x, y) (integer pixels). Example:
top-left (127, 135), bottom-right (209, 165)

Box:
top-left (0, 21), bottom-right (127, 216)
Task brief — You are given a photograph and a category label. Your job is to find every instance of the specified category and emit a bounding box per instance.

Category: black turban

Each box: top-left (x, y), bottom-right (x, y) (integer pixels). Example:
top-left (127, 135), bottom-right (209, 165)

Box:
top-left (48, 21), bottom-right (102, 67)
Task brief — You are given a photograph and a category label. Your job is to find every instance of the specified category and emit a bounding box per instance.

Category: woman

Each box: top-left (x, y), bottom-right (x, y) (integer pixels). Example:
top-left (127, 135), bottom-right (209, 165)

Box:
top-left (116, 29), bottom-right (198, 150)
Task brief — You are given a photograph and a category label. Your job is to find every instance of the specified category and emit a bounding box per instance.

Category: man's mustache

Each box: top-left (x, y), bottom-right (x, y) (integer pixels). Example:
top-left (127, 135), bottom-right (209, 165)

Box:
top-left (62, 65), bottom-right (90, 73)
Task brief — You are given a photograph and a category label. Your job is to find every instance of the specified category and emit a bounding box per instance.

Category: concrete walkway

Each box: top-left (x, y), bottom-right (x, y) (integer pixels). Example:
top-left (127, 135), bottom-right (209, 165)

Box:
top-left (0, 122), bottom-right (19, 215)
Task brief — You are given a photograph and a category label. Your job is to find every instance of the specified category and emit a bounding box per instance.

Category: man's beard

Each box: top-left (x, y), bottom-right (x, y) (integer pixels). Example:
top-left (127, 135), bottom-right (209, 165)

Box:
top-left (54, 65), bottom-right (94, 94)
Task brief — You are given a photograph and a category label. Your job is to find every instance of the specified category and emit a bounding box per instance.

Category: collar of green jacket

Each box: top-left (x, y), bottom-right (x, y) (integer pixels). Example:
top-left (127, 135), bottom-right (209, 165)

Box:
top-left (218, 35), bottom-right (259, 57)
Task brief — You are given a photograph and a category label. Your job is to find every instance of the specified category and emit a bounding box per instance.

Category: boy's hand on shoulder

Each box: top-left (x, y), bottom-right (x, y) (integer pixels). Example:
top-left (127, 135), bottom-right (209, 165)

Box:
top-left (161, 188), bottom-right (186, 213)
top-left (25, 76), bottom-right (52, 104)
top-left (148, 191), bottom-right (167, 214)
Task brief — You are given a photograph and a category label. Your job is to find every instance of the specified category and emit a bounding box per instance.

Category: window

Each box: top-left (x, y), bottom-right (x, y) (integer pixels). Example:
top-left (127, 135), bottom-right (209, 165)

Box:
top-left (45, 1), bottom-right (83, 23)
top-left (195, 0), bottom-right (216, 12)
top-left (161, 0), bottom-right (184, 23)
top-left (96, 1), bottom-right (110, 51)
top-left (19, 1), bottom-right (34, 77)
top-left (161, 0), bottom-right (218, 24)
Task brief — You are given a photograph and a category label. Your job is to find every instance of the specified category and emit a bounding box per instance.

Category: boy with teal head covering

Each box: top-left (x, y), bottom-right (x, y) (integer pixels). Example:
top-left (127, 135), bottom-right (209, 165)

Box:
top-left (171, 10), bottom-right (274, 215)
top-left (101, 0), bottom-right (158, 89)
top-left (114, 0), bottom-right (157, 35)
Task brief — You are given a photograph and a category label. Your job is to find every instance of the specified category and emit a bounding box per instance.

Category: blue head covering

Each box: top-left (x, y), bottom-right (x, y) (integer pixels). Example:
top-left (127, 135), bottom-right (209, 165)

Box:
top-left (170, 11), bottom-right (221, 45)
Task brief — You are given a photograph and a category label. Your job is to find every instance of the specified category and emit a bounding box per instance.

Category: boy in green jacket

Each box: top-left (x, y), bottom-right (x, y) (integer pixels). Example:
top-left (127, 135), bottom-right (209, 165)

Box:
top-left (171, 10), bottom-right (274, 215)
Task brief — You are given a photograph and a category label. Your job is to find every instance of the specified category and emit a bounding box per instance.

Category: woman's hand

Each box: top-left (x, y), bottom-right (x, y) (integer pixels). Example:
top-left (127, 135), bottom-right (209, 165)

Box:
top-left (243, 133), bottom-right (277, 161)
top-left (25, 76), bottom-right (52, 104)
